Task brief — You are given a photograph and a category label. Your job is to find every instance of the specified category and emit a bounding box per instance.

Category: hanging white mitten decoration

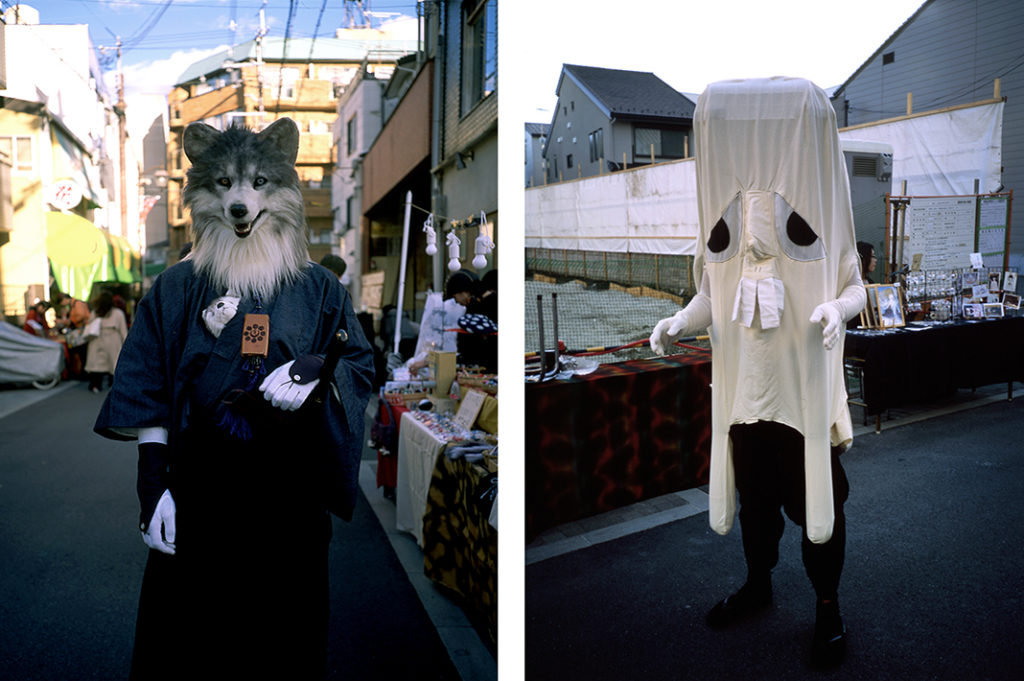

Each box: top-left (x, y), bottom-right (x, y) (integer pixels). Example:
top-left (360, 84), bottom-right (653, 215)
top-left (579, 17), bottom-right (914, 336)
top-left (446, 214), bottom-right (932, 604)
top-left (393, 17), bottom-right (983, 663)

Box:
top-left (423, 214), bottom-right (438, 256)
top-left (447, 231), bottom-right (462, 272)
top-left (472, 211), bottom-right (494, 269)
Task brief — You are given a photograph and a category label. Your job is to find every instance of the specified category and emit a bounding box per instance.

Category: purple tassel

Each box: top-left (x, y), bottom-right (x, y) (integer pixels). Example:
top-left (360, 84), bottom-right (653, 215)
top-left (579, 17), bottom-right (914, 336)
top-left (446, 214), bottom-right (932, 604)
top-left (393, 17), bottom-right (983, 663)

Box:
top-left (216, 403), bottom-right (253, 441)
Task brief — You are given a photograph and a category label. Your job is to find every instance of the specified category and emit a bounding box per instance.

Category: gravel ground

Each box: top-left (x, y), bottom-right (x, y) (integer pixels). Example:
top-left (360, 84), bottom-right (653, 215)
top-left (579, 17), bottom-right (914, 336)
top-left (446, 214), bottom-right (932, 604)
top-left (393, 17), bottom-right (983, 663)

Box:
top-left (525, 279), bottom-right (705, 363)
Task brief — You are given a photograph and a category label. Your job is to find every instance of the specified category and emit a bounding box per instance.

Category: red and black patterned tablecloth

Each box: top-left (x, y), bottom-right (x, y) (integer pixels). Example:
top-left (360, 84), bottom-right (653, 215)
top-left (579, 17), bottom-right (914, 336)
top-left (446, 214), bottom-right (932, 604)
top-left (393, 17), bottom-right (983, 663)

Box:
top-left (525, 351), bottom-right (712, 542)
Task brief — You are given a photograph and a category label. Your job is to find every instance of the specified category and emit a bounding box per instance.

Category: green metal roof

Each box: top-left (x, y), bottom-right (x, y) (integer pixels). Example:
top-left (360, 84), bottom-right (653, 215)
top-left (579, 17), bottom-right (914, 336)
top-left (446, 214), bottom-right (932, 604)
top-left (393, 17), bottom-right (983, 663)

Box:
top-left (175, 36), bottom-right (416, 86)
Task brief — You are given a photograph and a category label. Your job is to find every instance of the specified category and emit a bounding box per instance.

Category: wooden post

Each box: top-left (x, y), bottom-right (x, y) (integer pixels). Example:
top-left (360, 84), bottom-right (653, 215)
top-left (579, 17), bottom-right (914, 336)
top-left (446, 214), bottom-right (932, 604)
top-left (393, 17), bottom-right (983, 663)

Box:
top-left (577, 163), bottom-right (582, 179)
top-left (684, 136), bottom-right (689, 159)
top-left (650, 143), bottom-right (655, 165)
top-left (599, 157), bottom-right (604, 175)
top-left (623, 151), bottom-right (627, 170)
top-left (995, 78), bottom-right (1002, 99)
top-left (906, 92), bottom-right (913, 115)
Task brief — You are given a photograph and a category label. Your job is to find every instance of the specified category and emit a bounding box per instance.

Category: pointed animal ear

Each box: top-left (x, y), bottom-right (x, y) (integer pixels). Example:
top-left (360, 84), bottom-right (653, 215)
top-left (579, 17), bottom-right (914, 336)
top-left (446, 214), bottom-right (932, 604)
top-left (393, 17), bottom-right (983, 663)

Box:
top-left (183, 123), bottom-right (221, 163)
top-left (259, 117), bottom-right (300, 165)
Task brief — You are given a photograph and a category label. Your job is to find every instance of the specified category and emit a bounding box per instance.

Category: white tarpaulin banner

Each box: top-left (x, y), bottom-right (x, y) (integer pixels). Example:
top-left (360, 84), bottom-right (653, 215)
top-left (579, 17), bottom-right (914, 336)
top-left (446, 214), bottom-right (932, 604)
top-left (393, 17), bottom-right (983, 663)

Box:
top-left (525, 159), bottom-right (700, 256)
top-left (838, 100), bottom-right (1003, 196)
top-left (525, 100), bottom-right (1002, 256)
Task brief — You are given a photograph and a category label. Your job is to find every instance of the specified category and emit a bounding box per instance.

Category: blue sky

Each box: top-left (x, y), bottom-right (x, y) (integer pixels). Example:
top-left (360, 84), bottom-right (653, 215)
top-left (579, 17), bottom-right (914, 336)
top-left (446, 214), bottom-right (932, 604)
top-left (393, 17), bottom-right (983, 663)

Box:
top-left (35, 0), bottom-right (421, 93)
top-left (29, 0), bottom-right (420, 148)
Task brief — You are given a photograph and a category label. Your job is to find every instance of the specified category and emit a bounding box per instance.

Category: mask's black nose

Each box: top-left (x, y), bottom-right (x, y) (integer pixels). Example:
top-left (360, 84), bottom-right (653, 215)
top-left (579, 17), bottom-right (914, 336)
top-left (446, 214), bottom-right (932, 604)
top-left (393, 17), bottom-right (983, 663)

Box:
top-left (230, 204), bottom-right (248, 219)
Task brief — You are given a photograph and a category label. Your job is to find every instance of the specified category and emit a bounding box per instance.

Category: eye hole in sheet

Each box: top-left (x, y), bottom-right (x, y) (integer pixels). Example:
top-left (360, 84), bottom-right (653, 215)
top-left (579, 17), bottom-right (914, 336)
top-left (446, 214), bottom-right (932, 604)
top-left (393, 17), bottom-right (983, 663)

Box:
top-left (774, 194), bottom-right (825, 261)
top-left (706, 194), bottom-right (741, 263)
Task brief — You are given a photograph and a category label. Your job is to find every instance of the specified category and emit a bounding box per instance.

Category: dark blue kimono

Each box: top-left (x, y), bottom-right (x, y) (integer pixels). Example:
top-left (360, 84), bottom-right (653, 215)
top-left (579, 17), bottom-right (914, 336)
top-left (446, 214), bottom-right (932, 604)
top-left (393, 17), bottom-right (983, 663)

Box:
top-left (95, 260), bottom-right (374, 679)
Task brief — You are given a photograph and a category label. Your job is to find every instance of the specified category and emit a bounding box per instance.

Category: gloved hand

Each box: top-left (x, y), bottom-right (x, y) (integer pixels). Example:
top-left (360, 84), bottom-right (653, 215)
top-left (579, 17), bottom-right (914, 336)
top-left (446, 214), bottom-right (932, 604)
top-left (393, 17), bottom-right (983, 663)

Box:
top-left (137, 440), bottom-right (174, 554)
top-left (142, 489), bottom-right (177, 555)
top-left (260, 358), bottom-right (320, 411)
top-left (650, 309), bottom-right (695, 356)
top-left (810, 301), bottom-right (844, 351)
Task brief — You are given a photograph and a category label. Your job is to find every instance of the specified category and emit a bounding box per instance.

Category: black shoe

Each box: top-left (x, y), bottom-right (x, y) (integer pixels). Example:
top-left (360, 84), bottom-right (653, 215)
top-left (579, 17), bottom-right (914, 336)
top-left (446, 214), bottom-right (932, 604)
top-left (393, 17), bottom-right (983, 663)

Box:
top-left (706, 581), bottom-right (772, 628)
top-left (811, 599), bottom-right (847, 668)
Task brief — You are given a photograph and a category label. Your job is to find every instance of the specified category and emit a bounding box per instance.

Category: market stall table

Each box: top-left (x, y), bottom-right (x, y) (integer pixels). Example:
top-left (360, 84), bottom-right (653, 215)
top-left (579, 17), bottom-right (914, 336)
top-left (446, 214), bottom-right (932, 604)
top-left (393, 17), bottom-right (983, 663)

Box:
top-left (422, 451), bottom-right (497, 644)
top-left (844, 316), bottom-right (1024, 417)
top-left (525, 351), bottom-right (712, 542)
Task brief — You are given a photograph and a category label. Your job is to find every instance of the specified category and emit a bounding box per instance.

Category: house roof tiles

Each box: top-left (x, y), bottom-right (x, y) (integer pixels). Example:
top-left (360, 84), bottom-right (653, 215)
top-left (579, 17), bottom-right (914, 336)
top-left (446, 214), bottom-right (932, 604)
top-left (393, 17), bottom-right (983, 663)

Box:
top-left (560, 64), bottom-right (695, 120)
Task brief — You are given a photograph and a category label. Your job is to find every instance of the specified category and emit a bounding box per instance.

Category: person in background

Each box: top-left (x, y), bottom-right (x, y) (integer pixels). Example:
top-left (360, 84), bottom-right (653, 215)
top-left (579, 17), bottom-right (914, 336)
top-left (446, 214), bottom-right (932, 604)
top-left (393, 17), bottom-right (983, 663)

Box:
top-left (450, 270), bottom-right (497, 373)
top-left (479, 269), bottom-right (497, 323)
top-left (856, 241), bottom-right (876, 284)
top-left (85, 290), bottom-right (128, 393)
top-left (319, 253), bottom-right (348, 287)
top-left (22, 300), bottom-right (51, 337)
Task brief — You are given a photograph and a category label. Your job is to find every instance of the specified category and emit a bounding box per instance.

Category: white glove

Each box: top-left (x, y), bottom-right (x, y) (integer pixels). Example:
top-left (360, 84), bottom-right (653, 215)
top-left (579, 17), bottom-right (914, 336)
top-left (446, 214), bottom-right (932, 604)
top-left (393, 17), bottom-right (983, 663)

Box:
top-left (260, 359), bottom-right (319, 411)
top-left (810, 301), bottom-right (844, 351)
top-left (650, 307), bottom-right (704, 356)
top-left (142, 489), bottom-right (176, 555)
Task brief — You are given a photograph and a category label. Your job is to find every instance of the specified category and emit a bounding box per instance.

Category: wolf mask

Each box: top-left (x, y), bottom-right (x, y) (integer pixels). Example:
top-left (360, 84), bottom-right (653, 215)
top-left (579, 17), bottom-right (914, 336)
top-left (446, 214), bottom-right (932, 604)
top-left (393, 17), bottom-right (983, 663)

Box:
top-left (182, 117), bottom-right (310, 302)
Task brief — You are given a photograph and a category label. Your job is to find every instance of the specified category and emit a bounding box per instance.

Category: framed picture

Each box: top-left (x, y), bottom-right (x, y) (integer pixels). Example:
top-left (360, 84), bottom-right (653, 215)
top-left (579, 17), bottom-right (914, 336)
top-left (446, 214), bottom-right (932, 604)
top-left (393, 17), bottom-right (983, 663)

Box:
top-left (983, 302), bottom-right (1005, 318)
top-left (963, 303), bottom-right (984, 319)
top-left (1004, 292), bottom-right (1021, 310)
top-left (1004, 270), bottom-right (1018, 293)
top-left (874, 284), bottom-right (905, 328)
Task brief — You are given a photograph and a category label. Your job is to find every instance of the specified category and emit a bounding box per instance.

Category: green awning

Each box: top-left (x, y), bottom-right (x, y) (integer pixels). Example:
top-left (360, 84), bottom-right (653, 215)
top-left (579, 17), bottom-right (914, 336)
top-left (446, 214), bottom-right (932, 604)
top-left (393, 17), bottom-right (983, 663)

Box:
top-left (46, 212), bottom-right (141, 299)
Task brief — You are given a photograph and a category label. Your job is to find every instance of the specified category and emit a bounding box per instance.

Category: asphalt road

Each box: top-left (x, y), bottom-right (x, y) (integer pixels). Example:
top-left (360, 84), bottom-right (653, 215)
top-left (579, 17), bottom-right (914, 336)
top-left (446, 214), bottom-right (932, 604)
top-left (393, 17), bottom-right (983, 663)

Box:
top-left (0, 381), bottom-right (461, 680)
top-left (526, 394), bottom-right (1024, 681)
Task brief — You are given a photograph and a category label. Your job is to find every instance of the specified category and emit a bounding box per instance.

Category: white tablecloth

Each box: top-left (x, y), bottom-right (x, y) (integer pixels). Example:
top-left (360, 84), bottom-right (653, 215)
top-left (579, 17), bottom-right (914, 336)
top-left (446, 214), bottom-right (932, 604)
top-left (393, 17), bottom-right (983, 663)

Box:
top-left (394, 411), bottom-right (447, 546)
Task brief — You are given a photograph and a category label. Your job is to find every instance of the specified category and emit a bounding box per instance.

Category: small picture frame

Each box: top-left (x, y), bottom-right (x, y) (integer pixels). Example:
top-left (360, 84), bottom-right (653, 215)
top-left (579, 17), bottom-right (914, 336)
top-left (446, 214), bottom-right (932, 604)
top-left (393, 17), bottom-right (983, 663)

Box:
top-left (983, 302), bottom-right (1005, 318)
top-left (963, 303), bottom-right (984, 319)
top-left (873, 284), bottom-right (905, 328)
top-left (1005, 270), bottom-right (1019, 293)
top-left (1004, 292), bottom-right (1021, 310)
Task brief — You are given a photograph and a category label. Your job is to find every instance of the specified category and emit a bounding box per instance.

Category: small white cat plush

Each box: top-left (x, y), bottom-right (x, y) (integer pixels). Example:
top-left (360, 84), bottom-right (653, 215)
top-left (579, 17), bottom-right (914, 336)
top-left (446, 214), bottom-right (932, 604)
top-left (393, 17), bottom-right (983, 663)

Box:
top-left (202, 295), bottom-right (240, 338)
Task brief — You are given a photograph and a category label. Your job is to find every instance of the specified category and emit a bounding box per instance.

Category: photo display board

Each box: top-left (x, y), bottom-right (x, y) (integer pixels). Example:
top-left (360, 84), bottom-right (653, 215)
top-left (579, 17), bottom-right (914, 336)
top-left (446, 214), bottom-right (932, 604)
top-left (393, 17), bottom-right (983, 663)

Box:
top-left (977, 194), bottom-right (1010, 268)
top-left (903, 196), bottom-right (976, 270)
top-left (895, 192), bottom-right (1012, 272)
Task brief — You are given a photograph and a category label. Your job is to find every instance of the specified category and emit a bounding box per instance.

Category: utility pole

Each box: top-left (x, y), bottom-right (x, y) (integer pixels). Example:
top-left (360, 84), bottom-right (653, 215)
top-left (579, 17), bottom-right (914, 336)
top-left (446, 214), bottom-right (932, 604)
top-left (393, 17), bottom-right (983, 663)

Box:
top-left (256, 6), bottom-right (267, 126)
top-left (116, 37), bottom-right (128, 243)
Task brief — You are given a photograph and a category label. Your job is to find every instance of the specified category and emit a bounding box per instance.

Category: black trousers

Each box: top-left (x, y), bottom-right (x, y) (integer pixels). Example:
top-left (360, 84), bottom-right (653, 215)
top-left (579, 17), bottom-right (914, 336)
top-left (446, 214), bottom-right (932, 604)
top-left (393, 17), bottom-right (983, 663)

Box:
top-left (730, 421), bottom-right (849, 601)
top-left (130, 422), bottom-right (332, 681)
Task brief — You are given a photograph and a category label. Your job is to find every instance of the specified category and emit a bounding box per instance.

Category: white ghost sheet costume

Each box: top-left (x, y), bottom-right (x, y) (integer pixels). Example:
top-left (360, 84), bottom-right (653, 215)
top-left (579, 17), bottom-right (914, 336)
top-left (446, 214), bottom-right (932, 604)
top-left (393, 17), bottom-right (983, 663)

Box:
top-left (651, 77), bottom-right (866, 544)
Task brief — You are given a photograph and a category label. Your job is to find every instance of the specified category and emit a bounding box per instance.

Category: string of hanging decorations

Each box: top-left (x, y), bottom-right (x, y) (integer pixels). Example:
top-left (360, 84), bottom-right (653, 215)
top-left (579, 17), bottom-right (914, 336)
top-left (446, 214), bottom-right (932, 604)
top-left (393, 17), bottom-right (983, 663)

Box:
top-left (411, 202), bottom-right (494, 273)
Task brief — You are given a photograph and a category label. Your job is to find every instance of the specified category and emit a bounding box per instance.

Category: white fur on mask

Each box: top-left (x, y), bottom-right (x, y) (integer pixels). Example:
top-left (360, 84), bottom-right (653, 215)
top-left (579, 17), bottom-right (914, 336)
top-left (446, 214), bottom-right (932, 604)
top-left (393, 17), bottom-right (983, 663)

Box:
top-left (202, 295), bottom-right (240, 338)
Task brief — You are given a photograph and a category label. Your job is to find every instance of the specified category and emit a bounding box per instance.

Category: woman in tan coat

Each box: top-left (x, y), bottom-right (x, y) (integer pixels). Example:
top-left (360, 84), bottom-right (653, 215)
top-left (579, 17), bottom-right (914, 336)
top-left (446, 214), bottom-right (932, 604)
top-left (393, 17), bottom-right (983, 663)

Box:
top-left (85, 290), bottom-right (128, 393)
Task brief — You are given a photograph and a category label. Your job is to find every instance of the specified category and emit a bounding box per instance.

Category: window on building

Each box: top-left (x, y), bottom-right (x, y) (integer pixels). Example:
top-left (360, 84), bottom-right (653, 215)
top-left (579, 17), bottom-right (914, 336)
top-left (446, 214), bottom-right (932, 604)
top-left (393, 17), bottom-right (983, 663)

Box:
top-left (588, 129), bottom-right (604, 163)
top-left (634, 127), bottom-right (687, 160)
top-left (0, 136), bottom-right (34, 172)
top-left (346, 196), bottom-right (354, 230)
top-left (346, 115), bottom-right (357, 156)
top-left (460, 0), bottom-right (497, 115)
top-left (566, 153), bottom-right (574, 170)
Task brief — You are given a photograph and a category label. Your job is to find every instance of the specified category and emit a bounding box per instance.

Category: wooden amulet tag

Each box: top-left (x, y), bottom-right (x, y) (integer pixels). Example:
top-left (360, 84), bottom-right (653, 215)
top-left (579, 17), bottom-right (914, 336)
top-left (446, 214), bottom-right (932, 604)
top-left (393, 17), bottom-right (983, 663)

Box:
top-left (241, 313), bottom-right (270, 357)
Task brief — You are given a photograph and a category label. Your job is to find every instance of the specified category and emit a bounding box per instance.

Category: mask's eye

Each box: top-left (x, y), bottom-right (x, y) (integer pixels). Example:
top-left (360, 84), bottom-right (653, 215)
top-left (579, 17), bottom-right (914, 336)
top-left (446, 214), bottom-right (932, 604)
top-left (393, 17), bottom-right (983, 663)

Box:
top-left (253, 176), bottom-right (267, 188)
top-left (706, 194), bottom-right (741, 263)
top-left (216, 177), bottom-right (231, 188)
top-left (774, 194), bottom-right (825, 261)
